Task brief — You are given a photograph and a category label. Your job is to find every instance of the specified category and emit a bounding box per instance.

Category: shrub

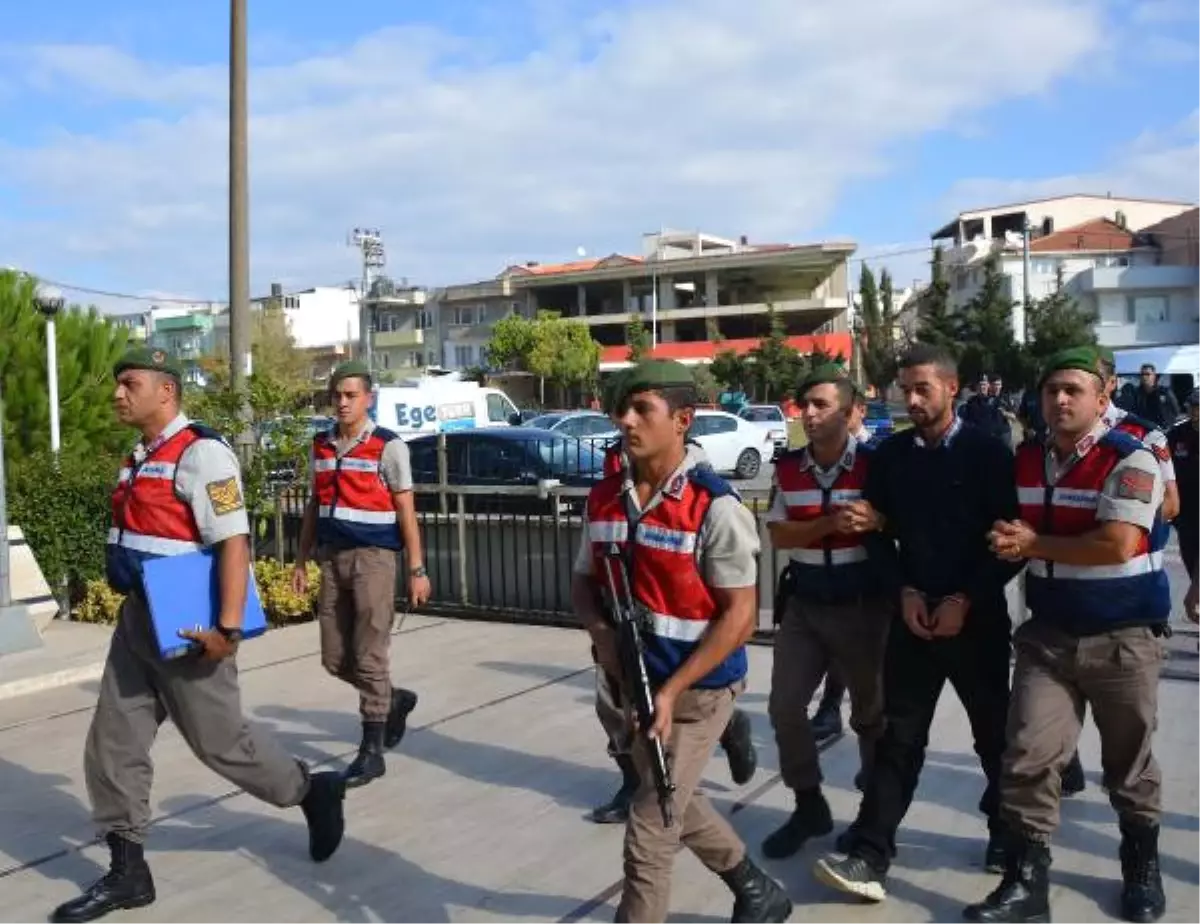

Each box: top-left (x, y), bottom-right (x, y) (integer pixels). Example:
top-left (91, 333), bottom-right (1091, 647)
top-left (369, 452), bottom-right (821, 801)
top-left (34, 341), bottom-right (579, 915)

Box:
top-left (74, 580), bottom-right (125, 624)
top-left (69, 561), bottom-right (323, 628)
top-left (7, 449), bottom-right (122, 604)
top-left (254, 558), bottom-right (321, 626)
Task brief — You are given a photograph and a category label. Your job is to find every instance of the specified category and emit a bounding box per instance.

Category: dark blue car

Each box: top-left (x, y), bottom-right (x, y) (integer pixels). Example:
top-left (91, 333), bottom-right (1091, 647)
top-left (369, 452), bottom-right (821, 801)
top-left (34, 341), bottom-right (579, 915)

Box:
top-left (406, 427), bottom-right (604, 513)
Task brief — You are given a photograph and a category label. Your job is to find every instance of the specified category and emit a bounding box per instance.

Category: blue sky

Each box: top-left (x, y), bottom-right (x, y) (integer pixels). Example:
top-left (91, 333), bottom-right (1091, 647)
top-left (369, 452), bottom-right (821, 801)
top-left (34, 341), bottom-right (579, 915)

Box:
top-left (0, 0), bottom-right (1196, 311)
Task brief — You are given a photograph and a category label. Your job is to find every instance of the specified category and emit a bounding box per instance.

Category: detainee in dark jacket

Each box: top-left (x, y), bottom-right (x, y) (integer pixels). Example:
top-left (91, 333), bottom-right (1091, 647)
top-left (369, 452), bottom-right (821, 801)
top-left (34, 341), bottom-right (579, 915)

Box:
top-left (814, 343), bottom-right (1022, 905)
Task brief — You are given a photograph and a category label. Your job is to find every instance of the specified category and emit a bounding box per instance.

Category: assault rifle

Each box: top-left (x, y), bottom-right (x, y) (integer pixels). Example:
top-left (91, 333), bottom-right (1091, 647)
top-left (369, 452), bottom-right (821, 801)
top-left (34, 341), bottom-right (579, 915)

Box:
top-left (601, 542), bottom-right (676, 827)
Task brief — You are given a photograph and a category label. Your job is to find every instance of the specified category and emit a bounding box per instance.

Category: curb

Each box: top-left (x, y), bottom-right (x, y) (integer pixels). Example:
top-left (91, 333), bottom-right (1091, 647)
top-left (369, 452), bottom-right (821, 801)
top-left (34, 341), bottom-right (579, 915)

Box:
top-left (0, 661), bottom-right (106, 704)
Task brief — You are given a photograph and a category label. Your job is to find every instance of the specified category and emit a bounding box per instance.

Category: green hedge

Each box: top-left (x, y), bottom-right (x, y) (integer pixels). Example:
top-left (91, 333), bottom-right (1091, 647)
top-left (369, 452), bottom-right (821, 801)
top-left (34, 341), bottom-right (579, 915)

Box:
top-left (7, 449), bottom-right (120, 603)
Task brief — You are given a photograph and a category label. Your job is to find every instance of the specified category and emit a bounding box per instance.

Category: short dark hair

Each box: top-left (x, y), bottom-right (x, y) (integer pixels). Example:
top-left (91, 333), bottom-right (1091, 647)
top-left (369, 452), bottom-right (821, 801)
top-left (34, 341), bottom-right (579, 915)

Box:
top-left (1141, 363), bottom-right (1156, 374)
top-left (800, 378), bottom-right (856, 411)
top-left (898, 343), bottom-right (958, 379)
top-left (617, 384), bottom-right (698, 416)
top-left (330, 373), bottom-right (372, 396)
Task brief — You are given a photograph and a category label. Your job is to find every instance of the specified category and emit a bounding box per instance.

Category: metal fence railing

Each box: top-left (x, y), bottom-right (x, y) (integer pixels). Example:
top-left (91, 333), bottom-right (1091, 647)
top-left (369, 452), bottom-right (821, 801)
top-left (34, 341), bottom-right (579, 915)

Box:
top-left (254, 470), bottom-right (784, 634)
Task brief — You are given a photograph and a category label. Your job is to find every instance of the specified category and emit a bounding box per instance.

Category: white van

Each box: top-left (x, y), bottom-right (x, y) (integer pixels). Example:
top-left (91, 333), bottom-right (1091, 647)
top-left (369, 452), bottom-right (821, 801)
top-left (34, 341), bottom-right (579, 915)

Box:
top-left (369, 377), bottom-right (521, 438)
top-left (1114, 344), bottom-right (1198, 423)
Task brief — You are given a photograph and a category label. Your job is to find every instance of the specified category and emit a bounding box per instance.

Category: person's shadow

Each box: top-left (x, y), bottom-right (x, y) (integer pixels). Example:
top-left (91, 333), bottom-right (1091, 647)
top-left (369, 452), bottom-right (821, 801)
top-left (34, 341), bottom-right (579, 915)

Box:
top-left (149, 795), bottom-right (583, 922)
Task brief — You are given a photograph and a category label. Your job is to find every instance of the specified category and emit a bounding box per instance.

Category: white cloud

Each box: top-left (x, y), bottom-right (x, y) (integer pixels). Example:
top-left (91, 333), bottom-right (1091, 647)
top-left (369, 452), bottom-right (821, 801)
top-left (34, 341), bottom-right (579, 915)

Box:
top-left (939, 109), bottom-right (1200, 217)
top-left (0, 0), bottom-right (1121, 305)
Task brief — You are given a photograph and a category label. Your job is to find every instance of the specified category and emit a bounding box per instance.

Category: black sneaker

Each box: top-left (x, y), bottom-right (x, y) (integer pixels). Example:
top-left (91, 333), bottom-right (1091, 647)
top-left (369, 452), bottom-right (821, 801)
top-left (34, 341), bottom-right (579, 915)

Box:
top-left (761, 788), bottom-right (833, 859)
top-left (301, 771), bottom-right (346, 862)
top-left (814, 853), bottom-right (887, 903)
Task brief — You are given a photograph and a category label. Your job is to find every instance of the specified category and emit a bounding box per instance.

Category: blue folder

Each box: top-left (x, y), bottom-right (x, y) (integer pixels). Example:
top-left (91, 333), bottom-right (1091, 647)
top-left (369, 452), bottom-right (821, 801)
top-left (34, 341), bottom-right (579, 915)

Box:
top-left (141, 550), bottom-right (269, 659)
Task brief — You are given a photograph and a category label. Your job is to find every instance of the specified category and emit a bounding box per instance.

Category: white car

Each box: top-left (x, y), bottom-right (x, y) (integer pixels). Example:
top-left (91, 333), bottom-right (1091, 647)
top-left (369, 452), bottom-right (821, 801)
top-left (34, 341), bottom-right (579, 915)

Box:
top-left (737, 405), bottom-right (790, 459)
top-left (688, 410), bottom-right (775, 479)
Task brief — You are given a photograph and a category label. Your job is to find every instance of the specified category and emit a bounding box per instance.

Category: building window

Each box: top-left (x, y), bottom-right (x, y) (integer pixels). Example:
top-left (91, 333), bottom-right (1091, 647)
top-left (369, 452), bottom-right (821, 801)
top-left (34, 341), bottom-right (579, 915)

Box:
top-left (409, 351), bottom-right (423, 367)
top-left (381, 352), bottom-right (390, 369)
top-left (1032, 259), bottom-right (1057, 275)
top-left (416, 310), bottom-right (433, 330)
top-left (1097, 254), bottom-right (1129, 268)
top-left (454, 345), bottom-right (474, 367)
top-left (1126, 295), bottom-right (1168, 325)
top-left (452, 306), bottom-right (476, 326)
top-left (284, 295), bottom-right (300, 309)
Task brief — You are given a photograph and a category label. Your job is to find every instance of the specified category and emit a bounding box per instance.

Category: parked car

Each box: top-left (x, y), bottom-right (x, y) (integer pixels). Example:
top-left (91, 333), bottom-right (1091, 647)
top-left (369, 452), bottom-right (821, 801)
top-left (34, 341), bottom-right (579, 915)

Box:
top-left (736, 405), bottom-right (789, 459)
top-left (862, 400), bottom-right (895, 441)
top-left (522, 410), bottom-right (620, 450)
top-left (688, 410), bottom-right (774, 479)
top-left (405, 427), bottom-right (605, 513)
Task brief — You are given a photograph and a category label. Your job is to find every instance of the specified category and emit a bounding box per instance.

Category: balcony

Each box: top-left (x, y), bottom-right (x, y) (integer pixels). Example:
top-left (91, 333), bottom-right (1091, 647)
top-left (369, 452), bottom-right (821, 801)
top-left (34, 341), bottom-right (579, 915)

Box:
top-left (576, 296), bottom-right (848, 326)
top-left (1096, 322), bottom-right (1199, 349)
top-left (374, 329), bottom-right (424, 348)
top-left (1075, 266), bottom-right (1198, 292)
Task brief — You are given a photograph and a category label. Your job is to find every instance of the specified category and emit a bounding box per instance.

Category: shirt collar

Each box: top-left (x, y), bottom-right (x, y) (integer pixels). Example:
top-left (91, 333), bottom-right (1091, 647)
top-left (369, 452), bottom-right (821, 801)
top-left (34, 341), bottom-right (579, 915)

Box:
top-left (1048, 418), bottom-right (1109, 466)
top-left (1101, 403), bottom-right (1127, 426)
top-left (136, 413), bottom-right (189, 457)
top-left (622, 443), bottom-right (707, 502)
top-left (913, 415), bottom-right (962, 449)
top-left (799, 436), bottom-right (857, 474)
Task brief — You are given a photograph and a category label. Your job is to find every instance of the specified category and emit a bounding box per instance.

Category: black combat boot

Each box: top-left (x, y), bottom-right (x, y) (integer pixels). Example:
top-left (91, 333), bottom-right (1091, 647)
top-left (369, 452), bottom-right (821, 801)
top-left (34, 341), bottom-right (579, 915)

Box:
top-left (719, 855), bottom-right (793, 923)
top-left (761, 786), bottom-right (834, 859)
top-left (1061, 751), bottom-right (1086, 797)
top-left (385, 688), bottom-right (419, 749)
top-left (590, 754), bottom-right (639, 824)
top-left (344, 721), bottom-right (387, 788)
top-left (301, 770), bottom-right (346, 862)
top-left (963, 835), bottom-right (1051, 923)
top-left (720, 708), bottom-right (758, 785)
top-left (51, 833), bottom-right (156, 923)
top-left (1119, 819), bottom-right (1166, 923)
top-left (810, 681), bottom-right (844, 740)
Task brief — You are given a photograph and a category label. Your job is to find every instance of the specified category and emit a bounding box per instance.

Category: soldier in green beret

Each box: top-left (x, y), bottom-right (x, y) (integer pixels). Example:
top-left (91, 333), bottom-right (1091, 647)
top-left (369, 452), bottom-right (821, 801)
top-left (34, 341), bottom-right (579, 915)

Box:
top-left (292, 358), bottom-right (429, 788)
top-left (54, 348), bottom-right (347, 923)
top-left (968, 345), bottom-right (1169, 922)
top-left (762, 361), bottom-right (890, 861)
top-left (571, 358), bottom-right (791, 922)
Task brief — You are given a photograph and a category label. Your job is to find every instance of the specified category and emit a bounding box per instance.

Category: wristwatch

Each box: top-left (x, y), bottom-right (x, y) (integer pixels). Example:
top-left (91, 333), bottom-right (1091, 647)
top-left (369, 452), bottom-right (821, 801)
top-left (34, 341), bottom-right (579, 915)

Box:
top-left (410, 565), bottom-right (428, 579)
top-left (216, 625), bottom-right (244, 644)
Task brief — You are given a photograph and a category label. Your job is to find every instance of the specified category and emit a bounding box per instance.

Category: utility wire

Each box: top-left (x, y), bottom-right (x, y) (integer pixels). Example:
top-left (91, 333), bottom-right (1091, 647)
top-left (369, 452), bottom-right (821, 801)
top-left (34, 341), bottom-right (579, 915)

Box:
top-left (11, 229), bottom-right (1197, 306)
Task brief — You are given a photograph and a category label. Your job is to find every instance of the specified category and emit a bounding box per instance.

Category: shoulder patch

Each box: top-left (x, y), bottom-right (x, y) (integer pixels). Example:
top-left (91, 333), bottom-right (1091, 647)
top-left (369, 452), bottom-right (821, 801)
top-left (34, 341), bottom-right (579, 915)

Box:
top-left (206, 477), bottom-right (244, 515)
top-left (688, 464), bottom-right (738, 500)
top-left (187, 423), bottom-right (231, 447)
top-left (1116, 468), bottom-right (1154, 504)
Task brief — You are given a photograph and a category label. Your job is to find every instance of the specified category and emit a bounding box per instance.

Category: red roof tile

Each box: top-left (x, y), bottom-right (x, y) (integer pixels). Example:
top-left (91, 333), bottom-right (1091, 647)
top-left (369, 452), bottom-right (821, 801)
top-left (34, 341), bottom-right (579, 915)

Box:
top-left (1029, 218), bottom-right (1138, 253)
top-left (599, 333), bottom-right (853, 365)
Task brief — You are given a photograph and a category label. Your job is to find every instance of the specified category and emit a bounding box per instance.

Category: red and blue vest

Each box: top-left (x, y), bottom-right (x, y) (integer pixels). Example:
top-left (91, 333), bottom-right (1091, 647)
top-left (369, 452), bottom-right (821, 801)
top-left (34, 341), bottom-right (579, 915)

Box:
top-left (1016, 429), bottom-right (1170, 632)
top-left (602, 443), bottom-right (624, 478)
top-left (1110, 412), bottom-right (1171, 553)
top-left (587, 464), bottom-right (747, 689)
top-left (774, 442), bottom-right (877, 602)
top-left (312, 426), bottom-right (402, 550)
top-left (106, 422), bottom-right (219, 594)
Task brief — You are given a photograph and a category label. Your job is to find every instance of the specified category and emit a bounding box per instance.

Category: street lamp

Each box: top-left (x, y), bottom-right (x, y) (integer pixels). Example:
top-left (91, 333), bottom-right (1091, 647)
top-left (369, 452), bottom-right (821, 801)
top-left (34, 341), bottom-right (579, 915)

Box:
top-left (33, 283), bottom-right (65, 458)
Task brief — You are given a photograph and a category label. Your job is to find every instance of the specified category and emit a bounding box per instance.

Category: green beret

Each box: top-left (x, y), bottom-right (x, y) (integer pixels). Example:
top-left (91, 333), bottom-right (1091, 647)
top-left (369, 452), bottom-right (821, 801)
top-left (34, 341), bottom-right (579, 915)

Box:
top-left (602, 369), bottom-right (629, 414)
top-left (329, 360), bottom-right (371, 389)
top-left (1039, 346), bottom-right (1107, 387)
top-left (113, 346), bottom-right (184, 383)
top-left (612, 359), bottom-right (695, 406)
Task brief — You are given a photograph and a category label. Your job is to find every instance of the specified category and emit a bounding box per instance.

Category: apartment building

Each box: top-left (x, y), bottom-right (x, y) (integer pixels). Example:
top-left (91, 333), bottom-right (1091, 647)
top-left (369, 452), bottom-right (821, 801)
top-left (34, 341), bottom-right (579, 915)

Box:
top-left (435, 229), bottom-right (856, 372)
top-left (364, 282), bottom-right (437, 378)
top-left (931, 194), bottom-right (1198, 348)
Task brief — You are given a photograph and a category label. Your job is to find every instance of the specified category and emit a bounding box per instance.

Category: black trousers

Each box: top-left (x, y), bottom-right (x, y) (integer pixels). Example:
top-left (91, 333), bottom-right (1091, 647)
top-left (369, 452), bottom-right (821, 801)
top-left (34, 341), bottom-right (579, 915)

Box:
top-left (1176, 520), bottom-right (1197, 582)
top-left (847, 602), bottom-right (1012, 871)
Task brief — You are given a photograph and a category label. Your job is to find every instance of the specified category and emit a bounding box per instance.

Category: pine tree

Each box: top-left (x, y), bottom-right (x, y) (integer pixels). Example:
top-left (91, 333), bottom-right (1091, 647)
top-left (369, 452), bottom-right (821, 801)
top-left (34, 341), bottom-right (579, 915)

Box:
top-left (1027, 265), bottom-right (1098, 366)
top-left (956, 253), bottom-right (1022, 384)
top-left (914, 245), bottom-right (958, 354)
top-left (858, 265), bottom-right (898, 394)
top-left (0, 270), bottom-right (130, 463)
